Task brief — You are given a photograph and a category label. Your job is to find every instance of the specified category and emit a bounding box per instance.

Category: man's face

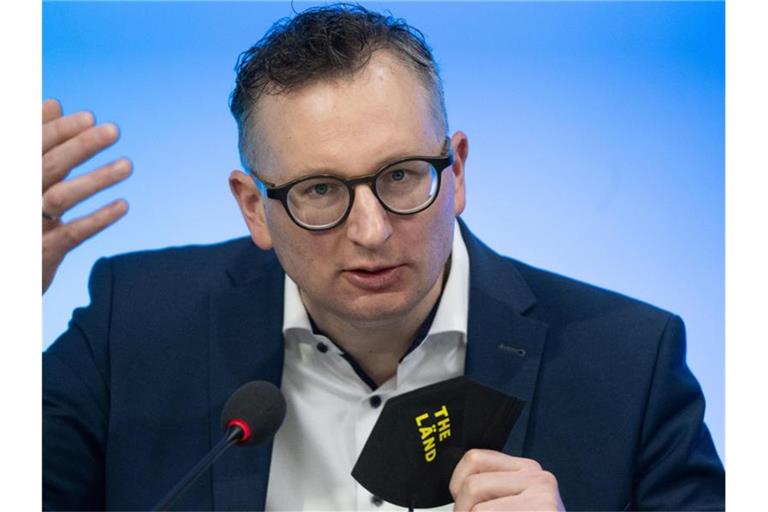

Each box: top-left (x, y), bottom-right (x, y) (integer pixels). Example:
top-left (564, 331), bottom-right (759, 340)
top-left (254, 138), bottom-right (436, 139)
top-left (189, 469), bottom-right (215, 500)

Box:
top-left (231, 51), bottom-right (467, 329)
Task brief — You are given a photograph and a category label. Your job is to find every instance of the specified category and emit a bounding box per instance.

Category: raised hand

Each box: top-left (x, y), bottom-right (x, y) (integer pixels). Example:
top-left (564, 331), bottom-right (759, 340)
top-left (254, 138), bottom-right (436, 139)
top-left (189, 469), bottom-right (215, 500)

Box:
top-left (42, 99), bottom-right (131, 293)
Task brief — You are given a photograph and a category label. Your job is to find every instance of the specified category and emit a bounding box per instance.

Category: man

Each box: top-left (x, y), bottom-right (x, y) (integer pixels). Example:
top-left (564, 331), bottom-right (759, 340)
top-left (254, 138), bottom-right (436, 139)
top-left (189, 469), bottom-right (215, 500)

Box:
top-left (43, 4), bottom-right (724, 511)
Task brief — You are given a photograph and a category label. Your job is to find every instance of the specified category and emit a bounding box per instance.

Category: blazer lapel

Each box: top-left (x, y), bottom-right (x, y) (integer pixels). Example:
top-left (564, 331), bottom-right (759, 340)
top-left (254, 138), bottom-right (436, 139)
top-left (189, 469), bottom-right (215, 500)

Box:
top-left (460, 221), bottom-right (548, 457)
top-left (208, 247), bottom-right (285, 511)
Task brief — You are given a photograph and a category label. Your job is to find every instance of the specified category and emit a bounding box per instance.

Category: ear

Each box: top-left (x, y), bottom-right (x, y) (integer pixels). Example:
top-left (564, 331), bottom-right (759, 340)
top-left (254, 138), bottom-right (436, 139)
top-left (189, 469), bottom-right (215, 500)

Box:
top-left (229, 170), bottom-right (273, 250)
top-left (449, 131), bottom-right (469, 216)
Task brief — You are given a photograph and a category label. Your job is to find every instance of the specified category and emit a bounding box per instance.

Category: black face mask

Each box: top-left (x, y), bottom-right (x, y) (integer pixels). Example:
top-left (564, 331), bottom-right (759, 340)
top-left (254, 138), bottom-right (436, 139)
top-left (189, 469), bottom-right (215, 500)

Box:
top-left (352, 376), bottom-right (525, 509)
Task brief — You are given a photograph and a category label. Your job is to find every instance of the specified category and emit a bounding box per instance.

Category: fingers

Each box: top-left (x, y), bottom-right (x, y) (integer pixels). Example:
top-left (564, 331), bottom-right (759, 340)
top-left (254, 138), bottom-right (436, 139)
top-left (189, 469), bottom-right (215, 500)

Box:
top-left (40, 100), bottom-right (132, 294)
top-left (42, 158), bottom-right (132, 222)
top-left (450, 449), bottom-right (539, 498)
top-left (452, 471), bottom-right (526, 511)
top-left (42, 98), bottom-right (62, 123)
top-left (452, 471), bottom-right (560, 512)
top-left (450, 451), bottom-right (562, 512)
top-left (43, 122), bottom-right (120, 191)
top-left (462, 492), bottom-right (559, 512)
top-left (49, 200), bottom-right (129, 252)
top-left (43, 109), bottom-right (95, 154)
top-left (42, 200), bottom-right (128, 293)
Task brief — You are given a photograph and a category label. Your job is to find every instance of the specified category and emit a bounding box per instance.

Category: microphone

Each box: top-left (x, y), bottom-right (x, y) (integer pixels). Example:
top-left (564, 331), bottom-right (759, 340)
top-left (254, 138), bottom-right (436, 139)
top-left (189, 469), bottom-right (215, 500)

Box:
top-left (352, 376), bottom-right (525, 510)
top-left (152, 380), bottom-right (286, 511)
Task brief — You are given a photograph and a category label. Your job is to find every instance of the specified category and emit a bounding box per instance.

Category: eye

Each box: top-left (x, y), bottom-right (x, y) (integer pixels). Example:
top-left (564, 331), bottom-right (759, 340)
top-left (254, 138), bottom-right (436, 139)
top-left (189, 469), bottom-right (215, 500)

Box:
top-left (382, 168), bottom-right (412, 183)
top-left (292, 178), bottom-right (346, 202)
top-left (295, 180), bottom-right (337, 197)
top-left (312, 183), bottom-right (329, 195)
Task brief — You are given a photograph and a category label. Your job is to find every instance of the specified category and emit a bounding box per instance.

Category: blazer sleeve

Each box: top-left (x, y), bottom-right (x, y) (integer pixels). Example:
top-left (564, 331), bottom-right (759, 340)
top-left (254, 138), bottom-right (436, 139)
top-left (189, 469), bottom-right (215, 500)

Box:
top-left (633, 314), bottom-right (725, 510)
top-left (43, 257), bottom-right (114, 511)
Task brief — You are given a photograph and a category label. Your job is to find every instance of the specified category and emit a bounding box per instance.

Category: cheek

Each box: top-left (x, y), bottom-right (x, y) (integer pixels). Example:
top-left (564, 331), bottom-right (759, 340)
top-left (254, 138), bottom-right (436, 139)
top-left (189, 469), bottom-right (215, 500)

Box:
top-left (440, 172), bottom-right (457, 215)
top-left (272, 238), bottom-right (325, 295)
top-left (265, 210), bottom-right (337, 285)
top-left (430, 174), bottom-right (457, 239)
top-left (408, 180), bottom-right (456, 270)
top-left (434, 179), bottom-right (459, 257)
top-left (265, 209), bottom-right (307, 271)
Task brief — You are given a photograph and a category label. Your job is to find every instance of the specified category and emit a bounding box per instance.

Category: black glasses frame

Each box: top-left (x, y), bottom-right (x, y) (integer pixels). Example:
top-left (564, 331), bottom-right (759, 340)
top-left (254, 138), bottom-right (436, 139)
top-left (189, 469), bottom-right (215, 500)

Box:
top-left (250, 137), bottom-right (454, 231)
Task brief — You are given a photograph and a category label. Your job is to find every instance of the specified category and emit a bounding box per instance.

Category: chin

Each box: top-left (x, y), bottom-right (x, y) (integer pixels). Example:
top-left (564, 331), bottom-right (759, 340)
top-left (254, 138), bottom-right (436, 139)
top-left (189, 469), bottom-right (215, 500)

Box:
top-left (335, 293), bottom-right (423, 326)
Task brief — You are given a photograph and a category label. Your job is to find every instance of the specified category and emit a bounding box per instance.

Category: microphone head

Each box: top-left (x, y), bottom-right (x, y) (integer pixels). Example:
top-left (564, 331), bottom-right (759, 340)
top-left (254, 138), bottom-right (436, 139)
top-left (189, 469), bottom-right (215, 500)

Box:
top-left (221, 380), bottom-right (286, 446)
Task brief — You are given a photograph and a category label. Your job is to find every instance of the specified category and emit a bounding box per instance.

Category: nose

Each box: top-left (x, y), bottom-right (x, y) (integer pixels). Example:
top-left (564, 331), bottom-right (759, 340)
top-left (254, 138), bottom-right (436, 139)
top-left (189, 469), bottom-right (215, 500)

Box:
top-left (345, 185), bottom-right (393, 248)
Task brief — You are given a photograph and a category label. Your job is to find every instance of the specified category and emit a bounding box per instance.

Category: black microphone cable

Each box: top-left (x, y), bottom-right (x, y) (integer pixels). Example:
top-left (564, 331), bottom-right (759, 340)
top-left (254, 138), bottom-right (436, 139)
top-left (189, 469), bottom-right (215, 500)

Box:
top-left (152, 381), bottom-right (286, 511)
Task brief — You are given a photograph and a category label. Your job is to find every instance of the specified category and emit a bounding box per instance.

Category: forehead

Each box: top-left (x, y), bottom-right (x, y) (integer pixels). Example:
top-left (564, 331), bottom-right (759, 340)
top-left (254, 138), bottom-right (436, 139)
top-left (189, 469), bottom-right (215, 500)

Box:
top-left (246, 51), bottom-right (442, 180)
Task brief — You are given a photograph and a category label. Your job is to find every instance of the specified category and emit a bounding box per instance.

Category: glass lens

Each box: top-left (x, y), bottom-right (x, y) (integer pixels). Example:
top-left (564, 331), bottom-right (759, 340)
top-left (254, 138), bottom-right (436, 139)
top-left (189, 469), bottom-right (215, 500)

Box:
top-left (286, 176), bottom-right (350, 228)
top-left (376, 160), bottom-right (439, 213)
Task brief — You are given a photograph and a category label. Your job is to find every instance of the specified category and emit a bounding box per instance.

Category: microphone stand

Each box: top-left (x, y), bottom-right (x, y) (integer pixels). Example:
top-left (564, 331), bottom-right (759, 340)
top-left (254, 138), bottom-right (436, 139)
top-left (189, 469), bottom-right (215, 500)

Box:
top-left (152, 426), bottom-right (243, 511)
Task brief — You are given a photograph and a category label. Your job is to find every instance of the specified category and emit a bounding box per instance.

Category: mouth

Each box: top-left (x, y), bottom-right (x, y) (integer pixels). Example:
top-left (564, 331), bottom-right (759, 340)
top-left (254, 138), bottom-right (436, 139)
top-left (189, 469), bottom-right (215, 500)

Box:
top-left (342, 264), bottom-right (404, 291)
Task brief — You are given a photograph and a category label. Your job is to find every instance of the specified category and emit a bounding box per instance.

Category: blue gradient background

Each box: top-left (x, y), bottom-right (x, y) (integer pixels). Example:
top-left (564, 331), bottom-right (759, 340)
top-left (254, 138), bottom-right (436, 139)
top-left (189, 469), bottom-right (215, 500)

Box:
top-left (43, 1), bottom-right (724, 460)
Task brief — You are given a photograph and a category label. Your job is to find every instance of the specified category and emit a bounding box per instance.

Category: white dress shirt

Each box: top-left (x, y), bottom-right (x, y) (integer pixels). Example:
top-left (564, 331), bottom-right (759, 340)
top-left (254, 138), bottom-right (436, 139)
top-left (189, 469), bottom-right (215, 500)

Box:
top-left (265, 221), bottom-right (470, 511)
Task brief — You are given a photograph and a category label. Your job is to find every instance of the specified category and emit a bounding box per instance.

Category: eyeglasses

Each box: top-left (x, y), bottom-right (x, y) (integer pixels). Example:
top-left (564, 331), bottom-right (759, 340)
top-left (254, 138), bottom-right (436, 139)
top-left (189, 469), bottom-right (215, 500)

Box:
top-left (250, 137), bottom-right (454, 231)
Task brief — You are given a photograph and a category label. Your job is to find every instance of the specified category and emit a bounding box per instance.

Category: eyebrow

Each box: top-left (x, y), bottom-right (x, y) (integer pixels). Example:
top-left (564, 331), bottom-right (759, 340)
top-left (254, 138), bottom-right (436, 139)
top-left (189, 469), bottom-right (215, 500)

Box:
top-left (288, 155), bottom-right (404, 179)
top-left (280, 138), bottom-right (449, 181)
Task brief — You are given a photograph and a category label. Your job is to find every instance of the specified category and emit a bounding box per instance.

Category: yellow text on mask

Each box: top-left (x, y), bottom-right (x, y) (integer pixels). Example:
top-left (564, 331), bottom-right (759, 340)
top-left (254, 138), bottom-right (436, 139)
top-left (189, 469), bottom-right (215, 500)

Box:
top-left (414, 405), bottom-right (452, 462)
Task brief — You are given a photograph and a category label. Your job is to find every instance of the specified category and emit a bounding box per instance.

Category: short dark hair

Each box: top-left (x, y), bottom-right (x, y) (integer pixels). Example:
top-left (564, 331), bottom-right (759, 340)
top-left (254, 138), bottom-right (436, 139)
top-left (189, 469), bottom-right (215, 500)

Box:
top-left (229, 3), bottom-right (448, 171)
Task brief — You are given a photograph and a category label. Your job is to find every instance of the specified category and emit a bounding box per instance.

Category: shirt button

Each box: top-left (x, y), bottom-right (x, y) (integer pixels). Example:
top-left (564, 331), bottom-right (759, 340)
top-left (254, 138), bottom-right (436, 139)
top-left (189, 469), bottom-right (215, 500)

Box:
top-left (371, 495), bottom-right (383, 507)
top-left (316, 342), bottom-right (328, 353)
top-left (369, 395), bottom-right (382, 408)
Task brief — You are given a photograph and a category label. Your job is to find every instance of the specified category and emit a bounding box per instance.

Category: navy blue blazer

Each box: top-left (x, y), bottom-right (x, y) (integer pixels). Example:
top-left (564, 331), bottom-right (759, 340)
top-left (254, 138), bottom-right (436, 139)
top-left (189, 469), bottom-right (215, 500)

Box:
top-left (43, 222), bottom-right (724, 511)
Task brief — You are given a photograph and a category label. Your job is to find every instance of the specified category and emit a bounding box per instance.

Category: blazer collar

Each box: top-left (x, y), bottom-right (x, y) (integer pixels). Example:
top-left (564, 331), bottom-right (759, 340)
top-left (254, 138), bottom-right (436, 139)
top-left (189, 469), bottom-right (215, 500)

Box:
top-left (459, 219), bottom-right (549, 458)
